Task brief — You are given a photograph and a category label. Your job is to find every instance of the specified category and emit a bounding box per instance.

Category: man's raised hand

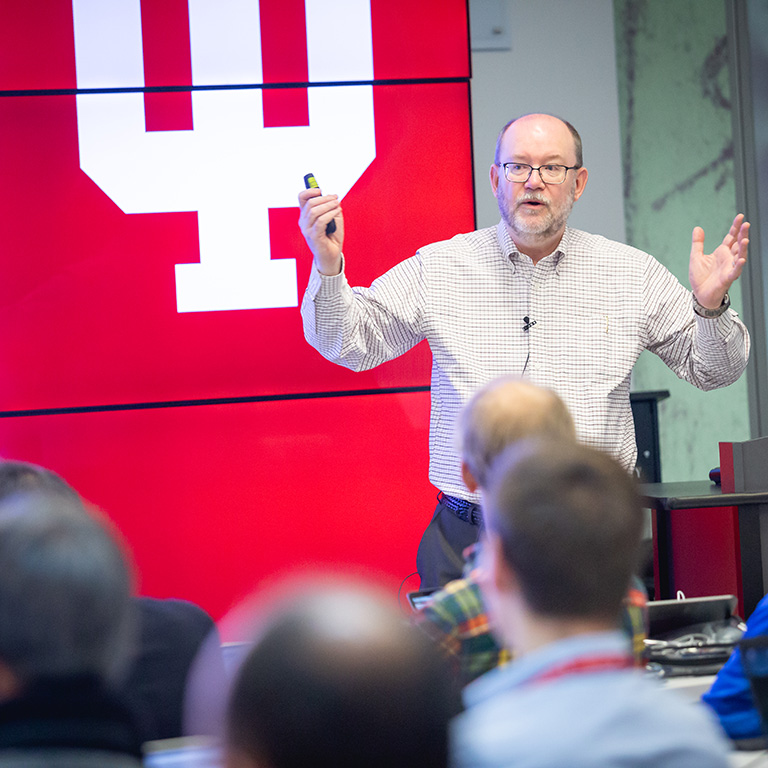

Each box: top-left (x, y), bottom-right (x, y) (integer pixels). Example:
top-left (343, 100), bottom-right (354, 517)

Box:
top-left (298, 187), bottom-right (344, 276)
top-left (689, 213), bottom-right (749, 310)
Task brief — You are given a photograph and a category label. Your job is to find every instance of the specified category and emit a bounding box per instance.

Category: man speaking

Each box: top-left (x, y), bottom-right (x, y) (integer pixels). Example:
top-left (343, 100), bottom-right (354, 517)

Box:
top-left (298, 113), bottom-right (750, 588)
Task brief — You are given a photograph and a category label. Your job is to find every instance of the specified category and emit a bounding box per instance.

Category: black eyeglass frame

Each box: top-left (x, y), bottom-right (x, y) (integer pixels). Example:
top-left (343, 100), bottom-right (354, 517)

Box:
top-left (498, 162), bottom-right (582, 184)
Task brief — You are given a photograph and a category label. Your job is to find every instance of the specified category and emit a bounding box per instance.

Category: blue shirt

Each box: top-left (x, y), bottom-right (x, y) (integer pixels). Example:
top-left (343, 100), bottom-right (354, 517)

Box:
top-left (451, 631), bottom-right (730, 768)
top-left (703, 593), bottom-right (768, 739)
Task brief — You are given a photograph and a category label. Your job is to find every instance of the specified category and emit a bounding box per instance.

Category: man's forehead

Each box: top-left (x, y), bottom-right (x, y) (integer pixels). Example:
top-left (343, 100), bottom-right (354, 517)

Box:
top-left (502, 116), bottom-right (575, 159)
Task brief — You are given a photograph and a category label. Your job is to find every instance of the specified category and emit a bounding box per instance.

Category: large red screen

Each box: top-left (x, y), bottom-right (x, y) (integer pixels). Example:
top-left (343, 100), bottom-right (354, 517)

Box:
top-left (0, 0), bottom-right (473, 619)
top-left (0, 391), bottom-right (433, 621)
top-left (0, 82), bottom-right (472, 410)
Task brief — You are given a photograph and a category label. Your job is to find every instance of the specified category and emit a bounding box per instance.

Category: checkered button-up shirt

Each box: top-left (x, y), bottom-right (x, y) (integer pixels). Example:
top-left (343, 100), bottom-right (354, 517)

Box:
top-left (301, 222), bottom-right (750, 502)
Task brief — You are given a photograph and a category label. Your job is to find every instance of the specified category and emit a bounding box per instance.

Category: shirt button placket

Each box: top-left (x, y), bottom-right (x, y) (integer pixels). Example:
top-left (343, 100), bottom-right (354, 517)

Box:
top-left (528, 268), bottom-right (540, 375)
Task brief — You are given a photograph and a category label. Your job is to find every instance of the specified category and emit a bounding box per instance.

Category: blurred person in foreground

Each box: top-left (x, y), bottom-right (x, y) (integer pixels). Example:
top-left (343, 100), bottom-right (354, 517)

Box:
top-left (416, 378), bottom-right (646, 686)
top-left (0, 460), bottom-right (226, 746)
top-left (0, 481), bottom-right (143, 767)
top-left (451, 439), bottom-right (730, 768)
top-left (225, 582), bottom-right (460, 768)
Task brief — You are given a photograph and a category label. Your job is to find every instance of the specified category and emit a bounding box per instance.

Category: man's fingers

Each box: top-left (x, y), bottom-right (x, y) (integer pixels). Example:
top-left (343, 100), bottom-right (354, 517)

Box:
top-left (728, 257), bottom-right (746, 284)
top-left (735, 238), bottom-right (749, 265)
top-left (298, 187), bottom-right (322, 207)
top-left (316, 209), bottom-right (342, 237)
top-left (726, 214), bottom-right (749, 247)
top-left (310, 199), bottom-right (340, 231)
top-left (299, 194), bottom-right (339, 228)
top-left (691, 226), bottom-right (705, 256)
top-left (729, 220), bottom-right (750, 260)
top-left (738, 221), bottom-right (751, 246)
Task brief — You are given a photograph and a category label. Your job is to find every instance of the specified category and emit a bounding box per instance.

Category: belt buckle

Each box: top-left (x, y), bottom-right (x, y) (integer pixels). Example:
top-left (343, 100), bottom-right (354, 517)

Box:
top-left (455, 504), bottom-right (470, 523)
top-left (438, 491), bottom-right (481, 526)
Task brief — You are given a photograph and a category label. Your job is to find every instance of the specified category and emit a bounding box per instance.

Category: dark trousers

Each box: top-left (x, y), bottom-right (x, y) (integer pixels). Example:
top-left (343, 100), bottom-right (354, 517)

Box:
top-left (415, 496), bottom-right (482, 589)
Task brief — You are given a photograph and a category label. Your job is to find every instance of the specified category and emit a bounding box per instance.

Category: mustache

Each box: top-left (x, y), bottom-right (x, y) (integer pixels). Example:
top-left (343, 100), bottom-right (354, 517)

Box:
top-left (517, 193), bottom-right (549, 205)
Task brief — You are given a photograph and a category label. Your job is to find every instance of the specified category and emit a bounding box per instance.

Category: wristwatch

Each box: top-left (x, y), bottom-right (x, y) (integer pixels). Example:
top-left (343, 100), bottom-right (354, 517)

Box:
top-left (692, 292), bottom-right (730, 319)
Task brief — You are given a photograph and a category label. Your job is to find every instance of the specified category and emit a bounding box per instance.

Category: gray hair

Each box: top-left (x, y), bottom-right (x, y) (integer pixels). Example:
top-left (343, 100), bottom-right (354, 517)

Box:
top-left (0, 460), bottom-right (81, 502)
top-left (458, 377), bottom-right (576, 489)
top-left (0, 486), bottom-right (133, 685)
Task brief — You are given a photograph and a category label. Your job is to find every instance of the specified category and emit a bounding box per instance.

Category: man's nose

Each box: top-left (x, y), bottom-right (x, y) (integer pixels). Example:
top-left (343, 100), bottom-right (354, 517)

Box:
top-left (525, 168), bottom-right (545, 189)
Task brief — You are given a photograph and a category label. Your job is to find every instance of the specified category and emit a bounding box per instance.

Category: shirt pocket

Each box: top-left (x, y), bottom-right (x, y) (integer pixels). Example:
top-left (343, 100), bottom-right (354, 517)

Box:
top-left (547, 312), bottom-right (643, 387)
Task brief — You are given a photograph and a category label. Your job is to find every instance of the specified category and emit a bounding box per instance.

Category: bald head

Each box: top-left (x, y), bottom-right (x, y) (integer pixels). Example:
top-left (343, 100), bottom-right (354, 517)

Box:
top-left (459, 377), bottom-right (576, 490)
top-left (256, 590), bottom-right (428, 677)
top-left (494, 113), bottom-right (583, 167)
top-left (226, 586), bottom-right (458, 768)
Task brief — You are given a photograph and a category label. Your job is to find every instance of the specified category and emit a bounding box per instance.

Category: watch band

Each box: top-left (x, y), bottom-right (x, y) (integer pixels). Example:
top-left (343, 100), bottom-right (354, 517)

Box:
top-left (692, 292), bottom-right (730, 319)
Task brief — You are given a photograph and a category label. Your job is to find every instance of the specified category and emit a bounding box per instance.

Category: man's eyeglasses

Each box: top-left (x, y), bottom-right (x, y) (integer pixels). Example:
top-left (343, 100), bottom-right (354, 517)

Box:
top-left (499, 163), bottom-right (580, 184)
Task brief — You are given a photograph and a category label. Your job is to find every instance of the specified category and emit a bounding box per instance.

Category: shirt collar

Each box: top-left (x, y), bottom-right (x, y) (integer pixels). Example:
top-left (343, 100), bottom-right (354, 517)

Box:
top-left (496, 221), bottom-right (571, 268)
top-left (463, 630), bottom-right (631, 708)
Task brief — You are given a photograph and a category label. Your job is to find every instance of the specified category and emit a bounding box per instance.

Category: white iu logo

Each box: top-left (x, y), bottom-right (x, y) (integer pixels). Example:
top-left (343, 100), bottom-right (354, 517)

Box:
top-left (72, 0), bottom-right (376, 313)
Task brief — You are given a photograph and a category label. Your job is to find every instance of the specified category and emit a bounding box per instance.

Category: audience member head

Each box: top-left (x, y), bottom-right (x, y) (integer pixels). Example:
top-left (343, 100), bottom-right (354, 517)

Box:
top-left (0, 459), bottom-right (81, 502)
top-left (0, 472), bottom-right (133, 699)
top-left (226, 583), bottom-right (459, 768)
top-left (458, 377), bottom-right (576, 491)
top-left (481, 439), bottom-right (643, 651)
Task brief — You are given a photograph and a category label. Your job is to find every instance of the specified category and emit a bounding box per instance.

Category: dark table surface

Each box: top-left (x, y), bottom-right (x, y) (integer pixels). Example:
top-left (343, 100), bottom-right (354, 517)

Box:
top-left (641, 481), bottom-right (768, 510)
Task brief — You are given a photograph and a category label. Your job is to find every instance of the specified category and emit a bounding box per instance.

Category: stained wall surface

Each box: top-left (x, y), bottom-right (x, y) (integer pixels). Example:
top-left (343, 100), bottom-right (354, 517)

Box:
top-left (614, 0), bottom-right (750, 480)
top-left (470, 0), bottom-right (751, 481)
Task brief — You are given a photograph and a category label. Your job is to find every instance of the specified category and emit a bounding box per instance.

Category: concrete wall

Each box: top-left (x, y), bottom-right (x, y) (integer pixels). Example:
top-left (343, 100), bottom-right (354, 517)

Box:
top-left (613, 0), bottom-right (750, 480)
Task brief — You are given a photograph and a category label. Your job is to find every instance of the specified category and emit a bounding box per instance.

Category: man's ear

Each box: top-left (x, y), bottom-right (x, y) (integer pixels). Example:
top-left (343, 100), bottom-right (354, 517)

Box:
top-left (573, 165), bottom-right (589, 202)
top-left (489, 163), bottom-right (500, 197)
top-left (461, 461), bottom-right (479, 494)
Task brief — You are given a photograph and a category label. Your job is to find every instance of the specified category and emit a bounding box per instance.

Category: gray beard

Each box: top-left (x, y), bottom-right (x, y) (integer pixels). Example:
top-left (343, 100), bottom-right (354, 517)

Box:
top-left (500, 190), bottom-right (575, 243)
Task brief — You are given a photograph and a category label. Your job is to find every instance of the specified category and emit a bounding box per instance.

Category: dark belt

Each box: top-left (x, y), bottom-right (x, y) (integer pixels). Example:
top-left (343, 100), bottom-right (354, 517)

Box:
top-left (437, 491), bottom-right (483, 526)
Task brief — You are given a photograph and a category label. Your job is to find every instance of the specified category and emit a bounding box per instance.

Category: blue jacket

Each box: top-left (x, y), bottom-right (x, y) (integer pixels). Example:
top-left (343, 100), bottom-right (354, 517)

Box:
top-left (702, 593), bottom-right (768, 739)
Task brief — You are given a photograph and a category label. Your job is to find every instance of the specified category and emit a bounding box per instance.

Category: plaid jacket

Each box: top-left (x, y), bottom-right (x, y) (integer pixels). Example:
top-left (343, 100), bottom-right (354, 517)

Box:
top-left (416, 547), bottom-right (648, 687)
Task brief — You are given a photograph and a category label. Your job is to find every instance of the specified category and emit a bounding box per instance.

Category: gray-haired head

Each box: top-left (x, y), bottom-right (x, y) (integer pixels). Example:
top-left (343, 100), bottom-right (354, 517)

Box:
top-left (0, 481), bottom-right (133, 690)
top-left (0, 460), bottom-right (81, 502)
top-left (458, 377), bottom-right (576, 490)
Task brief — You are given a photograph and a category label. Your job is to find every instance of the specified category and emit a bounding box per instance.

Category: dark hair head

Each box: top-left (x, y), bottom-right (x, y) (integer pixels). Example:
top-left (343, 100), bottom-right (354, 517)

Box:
top-left (484, 439), bottom-right (642, 620)
top-left (0, 485), bottom-right (133, 686)
top-left (226, 585), bottom-right (459, 768)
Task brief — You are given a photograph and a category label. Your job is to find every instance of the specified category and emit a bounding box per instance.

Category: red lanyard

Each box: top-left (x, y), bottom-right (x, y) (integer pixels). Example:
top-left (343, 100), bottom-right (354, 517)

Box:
top-left (525, 654), bottom-right (634, 687)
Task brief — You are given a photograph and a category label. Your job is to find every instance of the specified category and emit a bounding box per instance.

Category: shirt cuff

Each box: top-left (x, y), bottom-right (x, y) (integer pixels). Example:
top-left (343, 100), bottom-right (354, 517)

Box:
top-left (694, 308), bottom-right (736, 340)
top-left (306, 254), bottom-right (347, 299)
